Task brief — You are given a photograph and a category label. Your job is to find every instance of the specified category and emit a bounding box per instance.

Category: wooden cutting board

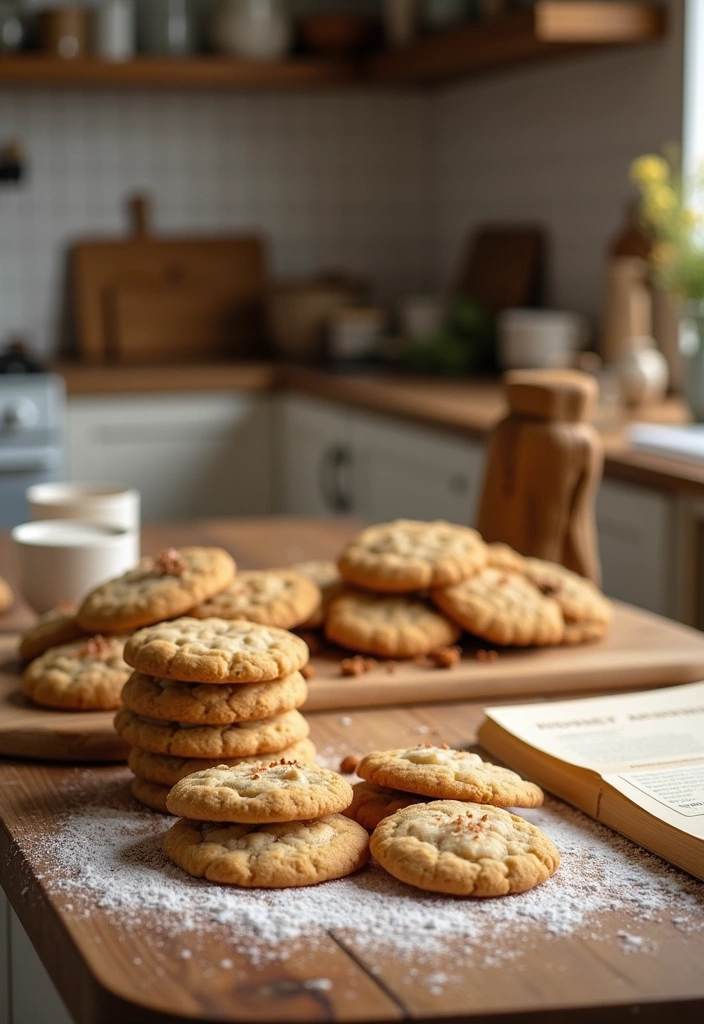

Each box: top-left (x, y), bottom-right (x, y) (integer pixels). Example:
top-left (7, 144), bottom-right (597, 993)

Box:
top-left (0, 642), bottom-right (128, 762)
top-left (72, 195), bottom-right (267, 364)
top-left (3, 603), bottom-right (704, 761)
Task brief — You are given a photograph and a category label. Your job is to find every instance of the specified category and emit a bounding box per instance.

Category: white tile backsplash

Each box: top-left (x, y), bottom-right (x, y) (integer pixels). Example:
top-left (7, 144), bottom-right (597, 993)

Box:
top-left (0, 87), bottom-right (431, 356)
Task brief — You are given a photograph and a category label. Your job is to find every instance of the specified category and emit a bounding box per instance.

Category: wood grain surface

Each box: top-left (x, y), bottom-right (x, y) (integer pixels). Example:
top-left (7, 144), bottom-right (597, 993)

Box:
top-left (1, 702), bottom-right (703, 1024)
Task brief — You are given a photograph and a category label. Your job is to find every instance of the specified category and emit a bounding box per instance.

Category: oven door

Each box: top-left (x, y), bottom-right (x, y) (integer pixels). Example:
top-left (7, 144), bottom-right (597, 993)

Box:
top-left (0, 445), bottom-right (63, 528)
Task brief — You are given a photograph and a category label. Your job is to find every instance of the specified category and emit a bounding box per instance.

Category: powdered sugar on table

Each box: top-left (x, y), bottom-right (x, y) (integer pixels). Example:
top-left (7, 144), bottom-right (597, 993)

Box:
top-left (18, 768), bottom-right (702, 972)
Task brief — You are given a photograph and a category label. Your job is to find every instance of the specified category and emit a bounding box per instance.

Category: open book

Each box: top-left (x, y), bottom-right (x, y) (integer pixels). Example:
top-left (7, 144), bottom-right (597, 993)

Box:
top-left (478, 681), bottom-right (704, 882)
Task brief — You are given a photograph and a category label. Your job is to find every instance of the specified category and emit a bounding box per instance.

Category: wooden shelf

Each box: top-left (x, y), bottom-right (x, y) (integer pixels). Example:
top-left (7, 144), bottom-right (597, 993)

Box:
top-left (370, 1), bottom-right (666, 84)
top-left (0, 3), bottom-right (665, 91)
top-left (0, 54), bottom-right (359, 90)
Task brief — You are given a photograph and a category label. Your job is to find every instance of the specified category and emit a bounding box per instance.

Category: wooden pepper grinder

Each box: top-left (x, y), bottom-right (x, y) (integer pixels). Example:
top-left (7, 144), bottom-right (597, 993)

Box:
top-left (476, 369), bottom-right (603, 584)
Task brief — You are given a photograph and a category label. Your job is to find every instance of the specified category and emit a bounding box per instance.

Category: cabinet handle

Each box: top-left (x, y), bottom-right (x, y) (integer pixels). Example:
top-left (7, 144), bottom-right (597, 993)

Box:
top-left (319, 445), bottom-right (353, 513)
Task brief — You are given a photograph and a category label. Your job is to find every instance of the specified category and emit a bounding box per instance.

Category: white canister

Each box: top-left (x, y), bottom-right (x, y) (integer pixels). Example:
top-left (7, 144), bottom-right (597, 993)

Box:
top-left (616, 336), bottom-right (669, 407)
top-left (26, 482), bottom-right (140, 565)
top-left (497, 309), bottom-right (589, 370)
top-left (93, 0), bottom-right (135, 61)
top-left (209, 0), bottom-right (291, 60)
top-left (11, 520), bottom-right (138, 614)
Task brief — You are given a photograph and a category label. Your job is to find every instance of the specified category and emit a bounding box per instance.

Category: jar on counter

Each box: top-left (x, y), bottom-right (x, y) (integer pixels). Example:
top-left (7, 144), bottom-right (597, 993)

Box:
top-left (93, 0), bottom-right (135, 62)
top-left (0, 1), bottom-right (25, 53)
top-left (137, 0), bottom-right (195, 56)
top-left (209, 0), bottom-right (291, 60)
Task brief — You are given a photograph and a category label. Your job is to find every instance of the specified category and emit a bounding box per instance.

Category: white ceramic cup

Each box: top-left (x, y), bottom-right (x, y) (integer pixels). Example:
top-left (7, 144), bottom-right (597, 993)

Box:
top-left (497, 309), bottom-right (589, 371)
top-left (26, 482), bottom-right (140, 535)
top-left (11, 520), bottom-right (138, 614)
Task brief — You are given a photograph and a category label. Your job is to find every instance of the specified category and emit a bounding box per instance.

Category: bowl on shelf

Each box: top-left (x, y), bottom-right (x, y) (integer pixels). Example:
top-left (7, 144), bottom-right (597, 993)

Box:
top-left (297, 13), bottom-right (377, 56)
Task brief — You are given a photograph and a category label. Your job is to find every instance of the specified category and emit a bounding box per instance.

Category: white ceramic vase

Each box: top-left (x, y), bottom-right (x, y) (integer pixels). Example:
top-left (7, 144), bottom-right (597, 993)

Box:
top-left (616, 336), bottom-right (669, 407)
top-left (209, 0), bottom-right (291, 60)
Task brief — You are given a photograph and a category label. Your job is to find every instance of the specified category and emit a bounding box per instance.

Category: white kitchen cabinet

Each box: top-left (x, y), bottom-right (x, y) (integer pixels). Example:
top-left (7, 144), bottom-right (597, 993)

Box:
top-left (277, 395), bottom-right (485, 524)
top-left (67, 392), bottom-right (273, 524)
top-left (277, 395), bottom-right (356, 516)
top-left (596, 478), bottom-right (673, 616)
top-left (353, 412), bottom-right (485, 525)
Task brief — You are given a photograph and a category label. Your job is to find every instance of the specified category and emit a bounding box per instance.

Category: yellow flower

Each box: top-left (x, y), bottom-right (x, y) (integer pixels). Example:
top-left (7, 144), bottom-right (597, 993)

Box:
top-left (681, 207), bottom-right (702, 228)
top-left (630, 155), bottom-right (670, 186)
top-left (642, 185), bottom-right (678, 225)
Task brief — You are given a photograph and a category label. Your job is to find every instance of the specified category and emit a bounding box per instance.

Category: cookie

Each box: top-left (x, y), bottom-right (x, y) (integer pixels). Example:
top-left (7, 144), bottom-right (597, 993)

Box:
top-left (166, 760), bottom-right (353, 823)
top-left (521, 557), bottom-right (612, 643)
top-left (163, 814), bottom-right (369, 887)
top-left (325, 590), bottom-right (461, 658)
top-left (131, 776), bottom-right (171, 814)
top-left (77, 547), bottom-right (235, 634)
top-left (21, 635), bottom-right (130, 711)
top-left (344, 781), bottom-right (430, 832)
top-left (191, 570), bottom-right (320, 630)
top-left (432, 567), bottom-right (564, 646)
top-left (486, 543), bottom-right (526, 572)
top-left (356, 745), bottom-right (544, 807)
top-left (114, 708), bottom-right (309, 759)
top-left (18, 602), bottom-right (86, 662)
top-left (0, 575), bottom-right (13, 614)
top-left (128, 738), bottom-right (317, 787)
top-left (370, 800), bottom-right (560, 897)
top-left (120, 670), bottom-right (308, 725)
top-left (291, 560), bottom-right (344, 629)
top-left (124, 618), bottom-right (309, 684)
top-left (338, 519), bottom-right (487, 593)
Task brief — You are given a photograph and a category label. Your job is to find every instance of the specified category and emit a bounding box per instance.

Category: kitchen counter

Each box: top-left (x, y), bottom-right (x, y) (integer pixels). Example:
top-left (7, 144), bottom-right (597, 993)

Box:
top-left (54, 361), bottom-right (703, 495)
top-left (1, 516), bottom-right (704, 1024)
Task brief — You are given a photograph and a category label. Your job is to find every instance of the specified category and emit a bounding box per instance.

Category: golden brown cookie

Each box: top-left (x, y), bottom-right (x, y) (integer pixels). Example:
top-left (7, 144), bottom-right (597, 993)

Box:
top-left (120, 670), bottom-right (308, 725)
top-left (124, 618), bottom-right (309, 684)
top-left (114, 707), bottom-right (309, 759)
top-left (76, 547), bottom-right (235, 634)
top-left (166, 760), bottom-right (353, 823)
top-left (521, 557), bottom-right (612, 643)
top-left (192, 570), bottom-right (320, 630)
top-left (164, 814), bottom-right (369, 887)
top-left (130, 776), bottom-right (171, 814)
top-left (0, 575), bottom-right (14, 615)
top-left (370, 800), bottom-right (560, 896)
top-left (344, 781), bottom-right (430, 832)
top-left (291, 560), bottom-right (344, 629)
top-left (21, 635), bottom-right (130, 711)
top-left (486, 543), bottom-right (526, 572)
top-left (127, 738), bottom-right (317, 787)
top-left (325, 590), bottom-right (461, 658)
top-left (338, 519), bottom-right (487, 593)
top-left (356, 745), bottom-right (544, 807)
top-left (432, 566), bottom-right (564, 646)
top-left (18, 602), bottom-right (87, 662)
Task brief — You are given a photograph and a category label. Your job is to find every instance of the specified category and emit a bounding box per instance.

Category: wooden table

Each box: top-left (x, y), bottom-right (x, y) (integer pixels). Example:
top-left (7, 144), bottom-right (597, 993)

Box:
top-left (1, 517), bottom-right (704, 1024)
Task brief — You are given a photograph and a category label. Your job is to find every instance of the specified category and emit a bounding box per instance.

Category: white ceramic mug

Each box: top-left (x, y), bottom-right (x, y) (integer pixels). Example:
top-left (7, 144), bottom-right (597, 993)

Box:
top-left (497, 309), bottom-right (589, 371)
top-left (27, 482), bottom-right (140, 535)
top-left (11, 520), bottom-right (138, 614)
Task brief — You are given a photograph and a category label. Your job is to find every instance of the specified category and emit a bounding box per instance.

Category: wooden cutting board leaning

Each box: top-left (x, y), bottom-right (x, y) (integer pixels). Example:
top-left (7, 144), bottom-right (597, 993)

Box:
top-left (71, 195), bottom-right (267, 364)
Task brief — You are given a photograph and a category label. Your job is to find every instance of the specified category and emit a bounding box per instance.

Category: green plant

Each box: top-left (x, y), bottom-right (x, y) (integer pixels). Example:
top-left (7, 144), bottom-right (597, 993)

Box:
top-left (631, 149), bottom-right (704, 299)
top-left (406, 296), bottom-right (495, 375)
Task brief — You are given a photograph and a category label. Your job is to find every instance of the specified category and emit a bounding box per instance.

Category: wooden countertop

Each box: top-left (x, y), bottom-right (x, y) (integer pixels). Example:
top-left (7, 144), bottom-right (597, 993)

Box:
top-left (1, 517), bottom-right (704, 1023)
top-left (54, 360), bottom-right (703, 495)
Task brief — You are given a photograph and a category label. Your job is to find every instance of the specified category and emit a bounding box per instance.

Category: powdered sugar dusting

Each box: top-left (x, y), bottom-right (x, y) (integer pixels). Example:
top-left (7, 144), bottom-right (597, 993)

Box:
top-left (19, 768), bottom-right (703, 976)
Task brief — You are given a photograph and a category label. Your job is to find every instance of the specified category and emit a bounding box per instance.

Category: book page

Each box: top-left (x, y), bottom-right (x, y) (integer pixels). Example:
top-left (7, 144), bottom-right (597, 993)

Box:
top-left (604, 765), bottom-right (704, 838)
top-left (484, 680), bottom-right (704, 774)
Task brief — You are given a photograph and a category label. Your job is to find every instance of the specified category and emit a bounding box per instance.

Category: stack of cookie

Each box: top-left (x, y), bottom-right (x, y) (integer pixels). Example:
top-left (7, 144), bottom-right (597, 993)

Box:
top-left (327, 519), bottom-right (612, 655)
top-left (346, 744), bottom-right (560, 897)
top-left (162, 759), bottom-right (370, 888)
top-left (115, 617), bottom-right (315, 812)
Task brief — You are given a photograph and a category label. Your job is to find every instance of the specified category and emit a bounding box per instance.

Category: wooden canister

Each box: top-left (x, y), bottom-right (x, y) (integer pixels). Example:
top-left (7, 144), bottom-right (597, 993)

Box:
top-left (39, 7), bottom-right (90, 59)
top-left (476, 368), bottom-right (603, 583)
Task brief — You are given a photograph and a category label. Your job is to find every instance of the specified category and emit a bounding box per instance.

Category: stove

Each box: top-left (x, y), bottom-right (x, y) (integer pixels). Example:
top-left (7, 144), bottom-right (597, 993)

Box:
top-left (0, 370), bottom-right (65, 529)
